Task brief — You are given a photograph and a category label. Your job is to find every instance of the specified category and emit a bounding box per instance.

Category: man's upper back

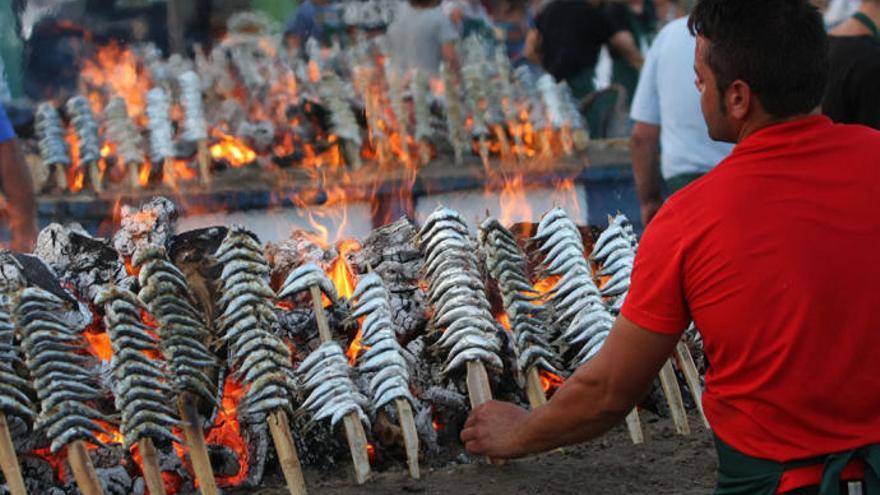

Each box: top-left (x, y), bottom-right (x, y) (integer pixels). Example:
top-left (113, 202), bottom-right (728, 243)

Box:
top-left (630, 17), bottom-right (732, 179)
top-left (623, 116), bottom-right (880, 461)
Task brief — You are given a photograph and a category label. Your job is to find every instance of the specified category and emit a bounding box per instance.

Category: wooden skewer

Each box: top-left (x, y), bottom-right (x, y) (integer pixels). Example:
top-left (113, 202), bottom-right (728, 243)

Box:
top-left (658, 359), bottom-right (690, 435)
top-left (128, 162), bottom-right (142, 190)
top-left (395, 399), bottom-right (420, 480)
top-left (625, 408), bottom-right (644, 445)
top-left (267, 410), bottom-right (308, 495)
top-left (559, 127), bottom-right (574, 156)
top-left (493, 125), bottom-right (511, 160)
top-left (418, 143), bottom-right (432, 167)
top-left (68, 440), bottom-right (106, 495)
top-left (673, 341), bottom-right (709, 429)
top-left (344, 142), bottom-right (363, 170)
top-left (53, 163), bottom-right (69, 191)
top-left (162, 157), bottom-right (177, 189)
top-left (466, 361), bottom-right (503, 465)
top-left (0, 413), bottom-right (26, 495)
top-left (177, 395), bottom-right (219, 495)
top-left (525, 366), bottom-right (547, 410)
top-left (477, 137), bottom-right (490, 171)
top-left (197, 140), bottom-right (212, 187)
top-left (309, 285), bottom-right (372, 484)
top-left (539, 130), bottom-right (553, 159)
top-left (138, 437), bottom-right (167, 495)
top-left (571, 128), bottom-right (590, 152)
top-left (86, 161), bottom-right (103, 193)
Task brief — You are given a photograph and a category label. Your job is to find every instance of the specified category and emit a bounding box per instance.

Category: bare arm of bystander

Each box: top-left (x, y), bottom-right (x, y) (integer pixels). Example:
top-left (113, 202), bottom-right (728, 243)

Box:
top-left (0, 138), bottom-right (37, 252)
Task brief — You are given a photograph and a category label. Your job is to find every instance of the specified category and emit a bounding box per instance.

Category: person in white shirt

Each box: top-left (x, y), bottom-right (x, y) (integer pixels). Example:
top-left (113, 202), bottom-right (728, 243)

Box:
top-left (629, 16), bottom-right (733, 225)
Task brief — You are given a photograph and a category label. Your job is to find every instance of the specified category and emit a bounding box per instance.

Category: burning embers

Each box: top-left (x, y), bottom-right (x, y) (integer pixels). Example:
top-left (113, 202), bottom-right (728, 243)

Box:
top-left (0, 197), bottom-right (708, 494)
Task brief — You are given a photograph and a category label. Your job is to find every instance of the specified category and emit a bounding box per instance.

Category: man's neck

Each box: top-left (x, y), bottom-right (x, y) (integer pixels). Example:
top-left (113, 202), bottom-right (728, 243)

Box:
top-left (830, 2), bottom-right (880, 37)
top-left (737, 109), bottom-right (818, 143)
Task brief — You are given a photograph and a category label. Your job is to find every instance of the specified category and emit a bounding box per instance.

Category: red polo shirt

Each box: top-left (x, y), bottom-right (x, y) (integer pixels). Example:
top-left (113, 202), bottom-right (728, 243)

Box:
top-left (621, 116), bottom-right (880, 491)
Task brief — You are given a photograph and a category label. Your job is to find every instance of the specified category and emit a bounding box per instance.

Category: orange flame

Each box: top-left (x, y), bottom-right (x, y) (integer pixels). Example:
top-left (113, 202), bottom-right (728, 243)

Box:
top-left (79, 40), bottom-right (152, 125)
top-left (498, 174), bottom-right (533, 226)
top-left (206, 376), bottom-right (249, 487)
top-left (538, 369), bottom-right (565, 396)
top-left (210, 134), bottom-right (257, 168)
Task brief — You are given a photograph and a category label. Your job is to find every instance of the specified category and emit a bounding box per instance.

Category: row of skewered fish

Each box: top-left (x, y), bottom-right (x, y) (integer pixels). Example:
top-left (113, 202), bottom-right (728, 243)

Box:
top-left (478, 218), bottom-right (559, 378)
top-left (0, 299), bottom-right (34, 422)
top-left (214, 227), bottom-right (298, 421)
top-left (591, 214), bottom-right (638, 314)
top-left (418, 207), bottom-right (503, 375)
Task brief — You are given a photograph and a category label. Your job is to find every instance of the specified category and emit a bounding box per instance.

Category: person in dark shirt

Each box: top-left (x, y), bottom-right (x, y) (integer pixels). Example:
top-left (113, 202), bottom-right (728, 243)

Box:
top-left (606, 0), bottom-right (657, 102)
top-left (526, 0), bottom-right (643, 99)
top-left (823, 0), bottom-right (880, 129)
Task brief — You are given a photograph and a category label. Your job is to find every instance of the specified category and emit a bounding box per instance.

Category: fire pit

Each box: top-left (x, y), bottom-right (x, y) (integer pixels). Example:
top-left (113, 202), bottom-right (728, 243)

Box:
top-left (0, 195), bottom-right (704, 495)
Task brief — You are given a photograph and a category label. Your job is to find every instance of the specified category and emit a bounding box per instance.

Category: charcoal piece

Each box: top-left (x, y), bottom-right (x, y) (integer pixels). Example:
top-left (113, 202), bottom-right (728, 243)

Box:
top-left (289, 413), bottom-right (346, 468)
top-left (208, 444), bottom-right (243, 478)
top-left (95, 465), bottom-right (132, 495)
top-left (265, 231), bottom-right (333, 287)
top-left (113, 197), bottom-right (179, 259)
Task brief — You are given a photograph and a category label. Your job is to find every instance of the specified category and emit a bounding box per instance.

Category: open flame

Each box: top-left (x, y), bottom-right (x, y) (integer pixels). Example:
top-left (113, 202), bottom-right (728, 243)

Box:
top-left (210, 134), bottom-right (257, 168)
top-left (206, 376), bottom-right (249, 487)
top-left (538, 369), bottom-right (565, 396)
top-left (79, 40), bottom-right (151, 124)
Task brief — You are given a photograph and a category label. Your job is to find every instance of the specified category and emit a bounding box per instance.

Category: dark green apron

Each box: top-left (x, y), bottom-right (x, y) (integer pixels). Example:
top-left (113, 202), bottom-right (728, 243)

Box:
top-left (665, 172), bottom-right (704, 193)
top-left (714, 435), bottom-right (880, 495)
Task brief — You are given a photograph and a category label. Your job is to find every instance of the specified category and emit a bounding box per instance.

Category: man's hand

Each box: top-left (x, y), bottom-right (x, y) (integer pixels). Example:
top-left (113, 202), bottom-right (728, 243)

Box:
top-left (460, 400), bottom-right (531, 459)
top-left (641, 201), bottom-right (662, 226)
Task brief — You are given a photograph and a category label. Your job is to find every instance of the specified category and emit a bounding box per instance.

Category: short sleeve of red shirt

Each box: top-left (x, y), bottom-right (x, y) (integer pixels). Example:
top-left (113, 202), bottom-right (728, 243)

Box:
top-left (620, 202), bottom-right (690, 335)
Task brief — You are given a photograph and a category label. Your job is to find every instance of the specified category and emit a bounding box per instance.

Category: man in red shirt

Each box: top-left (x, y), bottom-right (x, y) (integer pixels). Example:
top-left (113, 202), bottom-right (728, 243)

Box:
top-left (461, 0), bottom-right (880, 493)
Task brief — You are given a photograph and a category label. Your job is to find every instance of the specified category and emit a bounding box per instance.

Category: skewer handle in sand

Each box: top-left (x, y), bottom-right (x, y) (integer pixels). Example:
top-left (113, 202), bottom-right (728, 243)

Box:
top-left (395, 399), bottom-right (420, 480)
top-left (177, 395), bottom-right (218, 495)
top-left (673, 341), bottom-right (709, 429)
top-left (466, 361), bottom-right (503, 465)
top-left (0, 413), bottom-right (26, 495)
top-left (68, 439), bottom-right (106, 495)
top-left (625, 408), bottom-right (644, 445)
top-left (525, 366), bottom-right (548, 410)
top-left (658, 359), bottom-right (690, 435)
top-left (197, 140), bottom-right (212, 187)
top-left (267, 410), bottom-right (308, 495)
top-left (308, 285), bottom-right (371, 484)
top-left (138, 437), bottom-right (167, 495)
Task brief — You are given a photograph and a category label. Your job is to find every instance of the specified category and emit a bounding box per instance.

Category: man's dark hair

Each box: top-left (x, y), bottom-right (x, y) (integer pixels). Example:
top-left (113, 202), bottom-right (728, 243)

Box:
top-left (688, 0), bottom-right (828, 118)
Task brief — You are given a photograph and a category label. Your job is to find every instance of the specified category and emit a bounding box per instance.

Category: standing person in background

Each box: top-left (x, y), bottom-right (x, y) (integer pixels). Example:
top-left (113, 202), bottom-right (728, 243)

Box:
top-left (443, 0), bottom-right (494, 39)
top-left (0, 104), bottom-right (36, 252)
top-left (284, 0), bottom-right (344, 49)
top-left (606, 0), bottom-right (657, 104)
top-left (492, 0), bottom-right (532, 65)
top-left (653, 0), bottom-right (685, 27)
top-left (629, 16), bottom-right (732, 225)
top-left (526, 0), bottom-right (643, 100)
top-left (385, 0), bottom-right (460, 75)
top-left (823, 0), bottom-right (880, 129)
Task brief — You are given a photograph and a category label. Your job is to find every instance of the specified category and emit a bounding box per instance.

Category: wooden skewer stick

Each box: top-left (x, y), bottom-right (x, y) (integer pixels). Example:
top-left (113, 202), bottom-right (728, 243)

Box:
top-left (525, 366), bottom-right (548, 410)
top-left (625, 408), bottom-right (644, 445)
top-left (477, 137), bottom-right (490, 171)
top-left (53, 163), bottom-right (69, 191)
top-left (87, 161), bottom-right (103, 193)
top-left (395, 399), bottom-right (420, 480)
top-left (539, 129), bottom-right (554, 159)
top-left (177, 395), bottom-right (219, 495)
top-left (673, 341), bottom-right (709, 429)
top-left (197, 140), bottom-right (212, 187)
top-left (68, 440), bottom-right (106, 495)
top-left (128, 162), bottom-right (142, 190)
top-left (162, 157), bottom-right (177, 189)
top-left (493, 125), bottom-right (511, 160)
top-left (559, 127), bottom-right (574, 156)
top-left (418, 142), bottom-right (432, 167)
top-left (138, 437), bottom-right (167, 495)
top-left (658, 359), bottom-right (690, 435)
top-left (309, 285), bottom-right (372, 484)
top-left (344, 142), bottom-right (363, 170)
top-left (0, 413), bottom-right (26, 495)
top-left (466, 360), bottom-right (503, 465)
top-left (267, 410), bottom-right (308, 495)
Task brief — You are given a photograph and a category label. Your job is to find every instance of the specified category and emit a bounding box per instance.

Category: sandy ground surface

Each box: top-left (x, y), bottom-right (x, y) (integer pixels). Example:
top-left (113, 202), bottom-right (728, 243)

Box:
top-left (240, 414), bottom-right (718, 495)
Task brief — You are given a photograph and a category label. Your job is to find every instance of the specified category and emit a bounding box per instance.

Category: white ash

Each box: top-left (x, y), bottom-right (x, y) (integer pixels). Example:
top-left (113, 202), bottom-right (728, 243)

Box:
top-left (112, 196), bottom-right (179, 259)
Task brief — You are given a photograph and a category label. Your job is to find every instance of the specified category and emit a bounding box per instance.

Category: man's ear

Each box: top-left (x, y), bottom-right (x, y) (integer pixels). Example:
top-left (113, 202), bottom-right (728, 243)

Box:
top-left (726, 80), bottom-right (752, 121)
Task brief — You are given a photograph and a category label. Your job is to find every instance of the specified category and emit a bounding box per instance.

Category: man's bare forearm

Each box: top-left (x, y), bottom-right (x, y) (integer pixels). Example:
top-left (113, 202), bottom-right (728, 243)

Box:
top-left (0, 139), bottom-right (37, 251)
top-left (630, 122), bottom-right (664, 224)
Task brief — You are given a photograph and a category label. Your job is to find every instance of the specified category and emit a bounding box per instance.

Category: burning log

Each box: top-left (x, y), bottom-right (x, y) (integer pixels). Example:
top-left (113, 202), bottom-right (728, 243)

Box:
top-left (213, 227), bottom-right (307, 495)
top-left (0, 301), bottom-right (31, 495)
top-left (14, 287), bottom-right (109, 495)
top-left (66, 95), bottom-right (104, 193)
top-left (102, 97), bottom-right (146, 190)
top-left (96, 286), bottom-right (177, 495)
top-left (417, 207), bottom-right (502, 462)
top-left (178, 71), bottom-right (211, 186)
top-left (34, 102), bottom-right (71, 192)
top-left (146, 88), bottom-right (176, 188)
top-left (278, 264), bottom-right (372, 484)
top-left (351, 273), bottom-right (420, 479)
top-left (478, 218), bottom-right (560, 409)
top-left (133, 246), bottom-right (219, 494)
